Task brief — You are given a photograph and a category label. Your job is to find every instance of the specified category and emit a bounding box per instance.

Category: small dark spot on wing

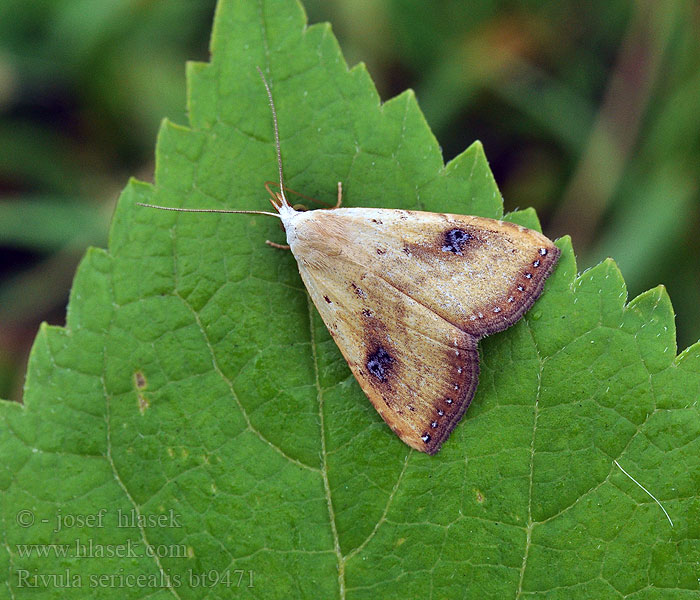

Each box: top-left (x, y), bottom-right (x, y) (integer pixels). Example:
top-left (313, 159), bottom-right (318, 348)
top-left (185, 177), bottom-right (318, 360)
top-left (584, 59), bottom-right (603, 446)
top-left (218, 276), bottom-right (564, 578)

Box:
top-left (351, 282), bottom-right (367, 299)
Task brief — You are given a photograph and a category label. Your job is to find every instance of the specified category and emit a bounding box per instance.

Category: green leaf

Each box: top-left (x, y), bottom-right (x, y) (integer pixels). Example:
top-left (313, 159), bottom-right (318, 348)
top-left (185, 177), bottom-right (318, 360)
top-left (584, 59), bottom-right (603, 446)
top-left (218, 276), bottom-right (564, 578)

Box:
top-left (2, 1), bottom-right (699, 598)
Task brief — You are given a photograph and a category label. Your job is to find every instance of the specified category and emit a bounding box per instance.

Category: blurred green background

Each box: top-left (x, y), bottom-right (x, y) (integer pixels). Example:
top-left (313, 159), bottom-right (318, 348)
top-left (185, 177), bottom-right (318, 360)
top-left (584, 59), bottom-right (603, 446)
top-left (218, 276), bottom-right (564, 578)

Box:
top-left (1, 0), bottom-right (698, 402)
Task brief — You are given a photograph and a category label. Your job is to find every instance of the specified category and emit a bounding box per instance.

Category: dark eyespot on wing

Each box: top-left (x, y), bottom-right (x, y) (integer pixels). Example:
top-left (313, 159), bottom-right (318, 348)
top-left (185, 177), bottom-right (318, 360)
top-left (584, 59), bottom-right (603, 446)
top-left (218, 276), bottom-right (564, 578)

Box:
top-left (366, 347), bottom-right (394, 382)
top-left (442, 228), bottom-right (472, 255)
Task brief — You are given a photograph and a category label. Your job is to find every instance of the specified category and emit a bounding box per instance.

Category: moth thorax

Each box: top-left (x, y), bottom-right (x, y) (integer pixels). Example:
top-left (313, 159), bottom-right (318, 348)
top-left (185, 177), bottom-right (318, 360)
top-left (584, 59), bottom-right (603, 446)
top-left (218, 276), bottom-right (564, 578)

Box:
top-left (284, 210), bottom-right (350, 269)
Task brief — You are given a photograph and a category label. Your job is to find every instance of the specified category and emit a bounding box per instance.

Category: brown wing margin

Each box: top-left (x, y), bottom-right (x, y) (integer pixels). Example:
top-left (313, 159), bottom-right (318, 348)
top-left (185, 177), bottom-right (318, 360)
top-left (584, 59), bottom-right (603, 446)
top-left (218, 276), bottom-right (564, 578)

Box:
top-left (420, 333), bottom-right (479, 455)
top-left (464, 243), bottom-right (561, 339)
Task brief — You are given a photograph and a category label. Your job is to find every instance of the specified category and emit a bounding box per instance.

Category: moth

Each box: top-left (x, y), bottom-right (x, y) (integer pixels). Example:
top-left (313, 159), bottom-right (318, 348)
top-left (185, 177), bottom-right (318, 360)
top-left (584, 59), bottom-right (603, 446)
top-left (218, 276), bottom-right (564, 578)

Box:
top-left (140, 69), bottom-right (560, 455)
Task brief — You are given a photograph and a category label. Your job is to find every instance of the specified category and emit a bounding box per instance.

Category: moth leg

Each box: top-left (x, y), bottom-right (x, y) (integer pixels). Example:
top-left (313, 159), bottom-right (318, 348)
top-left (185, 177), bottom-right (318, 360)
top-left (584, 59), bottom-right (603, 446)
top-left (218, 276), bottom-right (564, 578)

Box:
top-left (334, 181), bottom-right (343, 208)
top-left (265, 240), bottom-right (290, 250)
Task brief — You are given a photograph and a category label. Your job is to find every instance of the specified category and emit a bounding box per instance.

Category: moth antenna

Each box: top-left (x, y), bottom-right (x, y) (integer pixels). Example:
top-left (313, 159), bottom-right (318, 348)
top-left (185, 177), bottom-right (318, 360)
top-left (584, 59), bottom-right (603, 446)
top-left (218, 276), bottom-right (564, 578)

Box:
top-left (136, 203), bottom-right (280, 218)
top-left (256, 66), bottom-right (290, 209)
top-left (139, 71), bottom-right (292, 219)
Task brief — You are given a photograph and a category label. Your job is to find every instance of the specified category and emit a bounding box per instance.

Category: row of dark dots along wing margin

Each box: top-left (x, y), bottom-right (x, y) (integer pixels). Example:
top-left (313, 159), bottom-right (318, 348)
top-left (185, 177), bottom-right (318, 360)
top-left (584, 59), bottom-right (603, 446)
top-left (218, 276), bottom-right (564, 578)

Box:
top-left (518, 247), bottom-right (549, 288)
top-left (420, 382), bottom-right (461, 445)
top-left (466, 246), bottom-right (550, 322)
